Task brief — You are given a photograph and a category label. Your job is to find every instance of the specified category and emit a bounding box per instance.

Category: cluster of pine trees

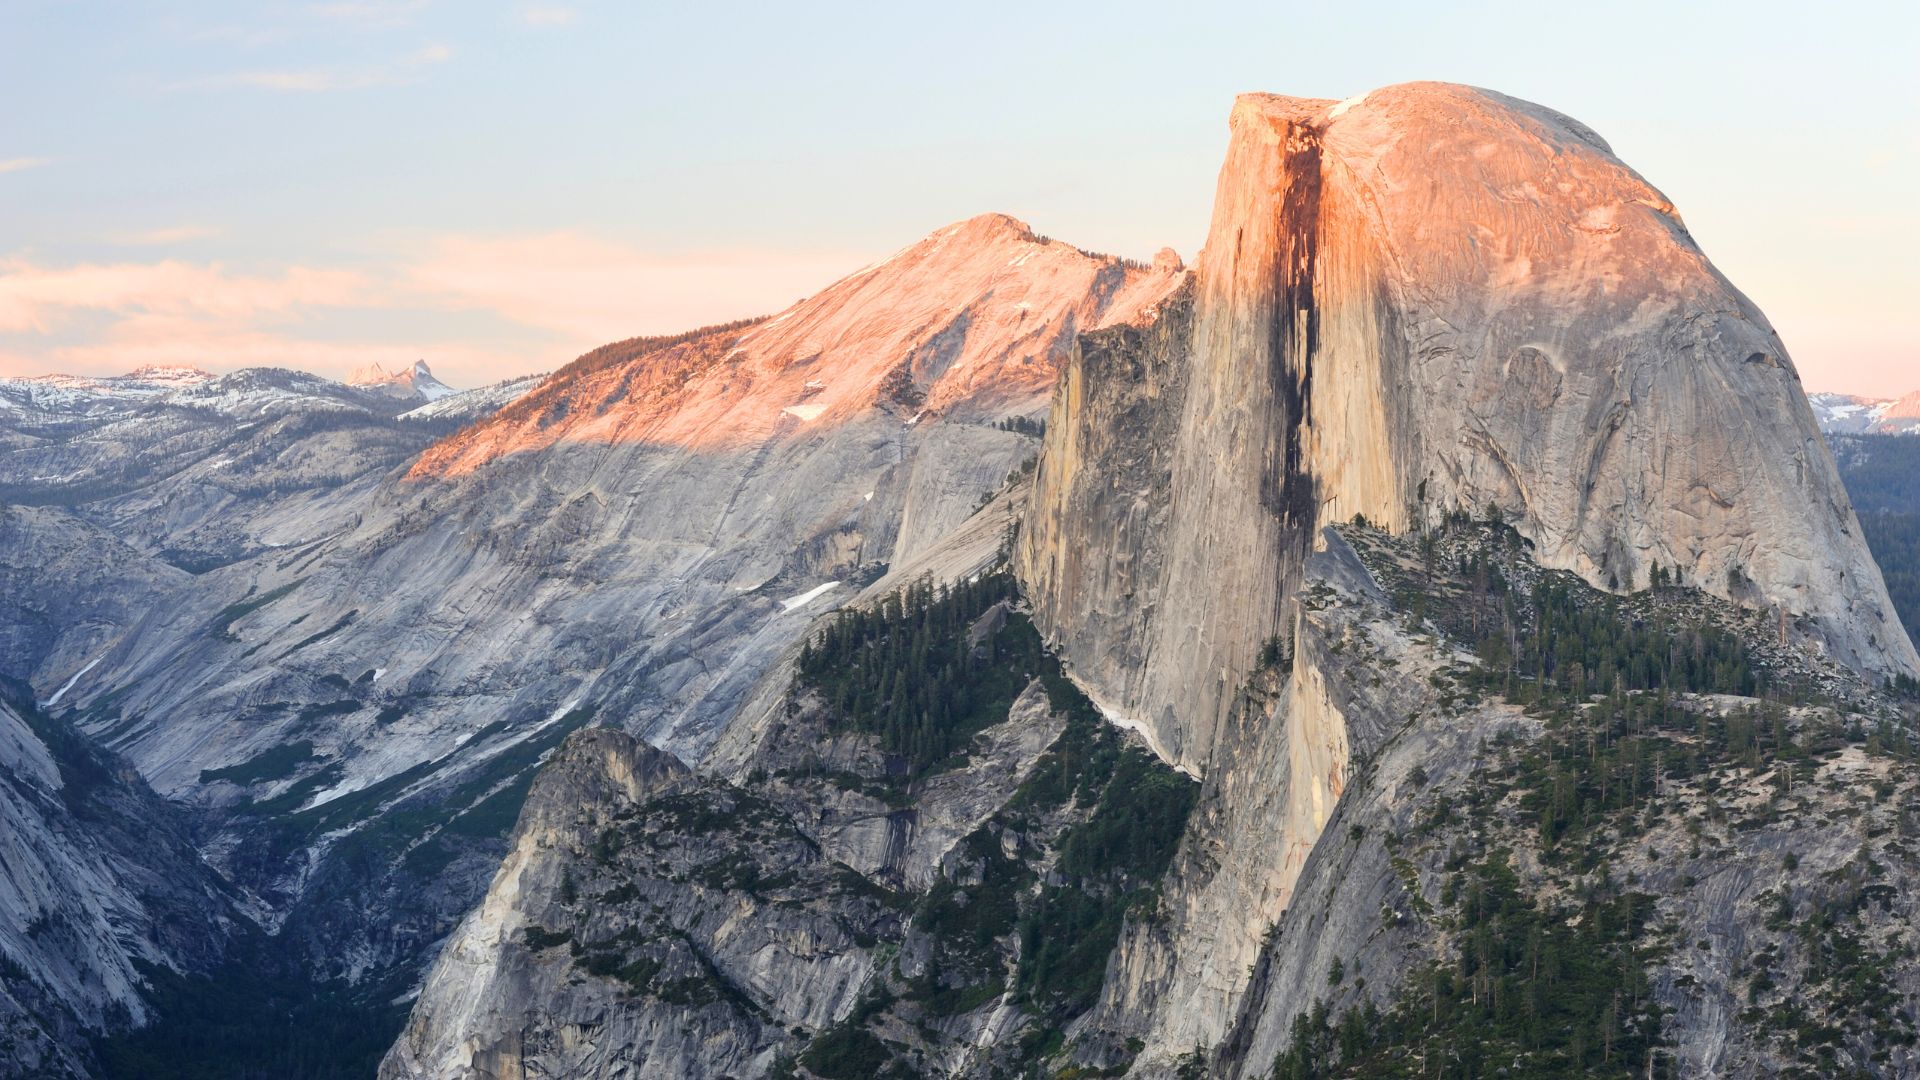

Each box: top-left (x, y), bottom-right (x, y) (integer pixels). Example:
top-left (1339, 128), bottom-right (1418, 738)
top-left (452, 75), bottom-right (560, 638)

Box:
top-left (1860, 510), bottom-right (1920, 651)
top-left (795, 571), bottom-right (1042, 776)
top-left (1472, 579), bottom-right (1761, 704)
top-left (993, 415), bottom-right (1045, 437)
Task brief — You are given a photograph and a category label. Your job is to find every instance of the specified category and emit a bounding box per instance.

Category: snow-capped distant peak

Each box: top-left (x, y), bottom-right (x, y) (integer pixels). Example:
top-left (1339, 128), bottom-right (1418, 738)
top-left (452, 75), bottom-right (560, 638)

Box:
top-left (346, 360), bottom-right (458, 402)
top-left (1808, 389), bottom-right (1920, 436)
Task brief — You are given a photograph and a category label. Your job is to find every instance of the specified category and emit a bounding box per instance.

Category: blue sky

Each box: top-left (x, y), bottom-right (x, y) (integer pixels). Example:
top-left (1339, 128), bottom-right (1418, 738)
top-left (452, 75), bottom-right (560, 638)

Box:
top-left (1, 0), bottom-right (1914, 393)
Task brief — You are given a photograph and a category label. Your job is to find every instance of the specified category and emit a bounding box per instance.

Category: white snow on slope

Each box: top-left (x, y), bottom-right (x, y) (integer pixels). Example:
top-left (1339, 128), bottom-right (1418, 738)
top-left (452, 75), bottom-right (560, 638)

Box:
top-left (39, 655), bottom-right (102, 709)
top-left (781, 581), bottom-right (839, 612)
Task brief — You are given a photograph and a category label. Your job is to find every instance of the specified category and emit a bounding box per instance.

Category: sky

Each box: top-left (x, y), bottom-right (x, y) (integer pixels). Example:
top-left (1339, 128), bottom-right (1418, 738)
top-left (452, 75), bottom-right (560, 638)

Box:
top-left (0, 0), bottom-right (1915, 395)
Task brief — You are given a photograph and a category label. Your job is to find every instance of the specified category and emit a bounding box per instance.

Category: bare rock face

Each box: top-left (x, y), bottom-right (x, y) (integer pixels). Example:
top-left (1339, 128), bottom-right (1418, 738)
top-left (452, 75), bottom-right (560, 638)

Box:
top-left (1021, 81), bottom-right (1918, 777)
top-left (374, 729), bottom-right (824, 1080)
top-left (382, 569), bottom-right (1200, 1080)
top-left (0, 683), bottom-right (239, 1079)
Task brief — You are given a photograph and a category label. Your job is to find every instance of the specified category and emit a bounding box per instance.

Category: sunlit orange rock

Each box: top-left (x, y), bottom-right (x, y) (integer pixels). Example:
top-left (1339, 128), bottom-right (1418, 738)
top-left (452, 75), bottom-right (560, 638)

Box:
top-left (408, 214), bottom-right (1184, 478)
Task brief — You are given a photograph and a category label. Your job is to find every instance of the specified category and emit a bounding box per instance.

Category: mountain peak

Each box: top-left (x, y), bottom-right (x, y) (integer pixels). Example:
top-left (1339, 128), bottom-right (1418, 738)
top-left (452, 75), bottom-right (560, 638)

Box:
top-left (346, 359), bottom-right (455, 402)
top-left (409, 216), bottom-right (1187, 478)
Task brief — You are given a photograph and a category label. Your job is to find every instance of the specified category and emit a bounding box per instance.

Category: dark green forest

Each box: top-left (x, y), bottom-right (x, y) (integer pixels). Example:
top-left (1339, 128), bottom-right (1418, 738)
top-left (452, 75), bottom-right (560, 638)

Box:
top-left (1831, 434), bottom-right (1920, 644)
top-left (796, 571), bottom-right (1036, 778)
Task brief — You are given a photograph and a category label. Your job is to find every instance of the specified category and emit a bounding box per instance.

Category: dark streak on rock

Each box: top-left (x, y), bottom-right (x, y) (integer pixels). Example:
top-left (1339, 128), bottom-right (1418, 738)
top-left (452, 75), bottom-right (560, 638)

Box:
top-left (1262, 119), bottom-right (1327, 626)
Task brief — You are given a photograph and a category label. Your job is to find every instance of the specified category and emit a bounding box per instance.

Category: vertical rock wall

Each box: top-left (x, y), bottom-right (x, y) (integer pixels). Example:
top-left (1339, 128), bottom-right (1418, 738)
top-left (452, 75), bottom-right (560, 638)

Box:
top-left (1021, 82), bottom-right (1917, 780)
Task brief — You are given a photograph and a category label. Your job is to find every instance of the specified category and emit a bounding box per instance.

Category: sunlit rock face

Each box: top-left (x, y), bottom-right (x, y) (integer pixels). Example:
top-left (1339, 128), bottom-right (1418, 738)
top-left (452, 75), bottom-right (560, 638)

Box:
top-left (1022, 81), bottom-right (1918, 775)
top-left (411, 214), bottom-right (1184, 477)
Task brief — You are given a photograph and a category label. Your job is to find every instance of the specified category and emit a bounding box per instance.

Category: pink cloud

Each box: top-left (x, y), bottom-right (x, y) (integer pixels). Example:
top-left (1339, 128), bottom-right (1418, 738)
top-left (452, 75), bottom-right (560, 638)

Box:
top-left (0, 258), bottom-right (368, 334)
top-left (0, 235), bottom-right (877, 387)
top-left (399, 232), bottom-right (874, 347)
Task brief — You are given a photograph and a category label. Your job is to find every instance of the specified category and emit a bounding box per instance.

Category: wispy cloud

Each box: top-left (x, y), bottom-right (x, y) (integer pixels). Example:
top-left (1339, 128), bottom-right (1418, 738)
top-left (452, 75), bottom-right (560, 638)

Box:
top-left (190, 24), bottom-right (293, 48)
top-left (0, 157), bottom-right (53, 175)
top-left (522, 6), bottom-right (577, 26)
top-left (402, 232), bottom-right (869, 346)
top-left (167, 43), bottom-right (453, 92)
top-left (0, 258), bottom-right (368, 334)
top-left (308, 0), bottom-right (433, 29)
top-left (109, 225), bottom-right (223, 246)
top-left (0, 236), bottom-right (873, 385)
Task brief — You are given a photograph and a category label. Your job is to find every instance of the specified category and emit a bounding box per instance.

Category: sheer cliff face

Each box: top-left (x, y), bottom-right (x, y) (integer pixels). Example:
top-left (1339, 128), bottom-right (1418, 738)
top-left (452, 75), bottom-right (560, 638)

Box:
top-left (1021, 81), bottom-right (1918, 774)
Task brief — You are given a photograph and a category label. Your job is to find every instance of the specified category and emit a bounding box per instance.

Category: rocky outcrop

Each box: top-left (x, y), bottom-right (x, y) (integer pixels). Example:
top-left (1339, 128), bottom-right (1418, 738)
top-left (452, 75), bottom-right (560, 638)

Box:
top-left (383, 571), bottom-right (1200, 1079)
top-left (1021, 82), bottom-right (1918, 779)
top-left (374, 729), bottom-right (827, 1080)
top-left (1204, 522), bottom-right (1920, 1078)
top-left (1072, 532), bottom-right (1443, 1063)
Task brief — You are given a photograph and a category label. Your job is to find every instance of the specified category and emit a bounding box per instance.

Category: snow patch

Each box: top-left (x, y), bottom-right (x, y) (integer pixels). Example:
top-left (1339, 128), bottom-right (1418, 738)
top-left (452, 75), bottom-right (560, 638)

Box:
top-left (1060, 666), bottom-right (1199, 779)
top-left (1328, 91), bottom-right (1370, 119)
top-left (39, 654), bottom-right (103, 709)
top-left (781, 581), bottom-right (840, 612)
top-left (783, 403), bottom-right (828, 422)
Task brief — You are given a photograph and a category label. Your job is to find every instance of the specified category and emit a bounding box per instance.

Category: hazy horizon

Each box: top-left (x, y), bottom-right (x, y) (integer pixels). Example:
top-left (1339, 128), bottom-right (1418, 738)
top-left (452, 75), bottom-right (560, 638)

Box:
top-left (3, 0), bottom-right (1915, 395)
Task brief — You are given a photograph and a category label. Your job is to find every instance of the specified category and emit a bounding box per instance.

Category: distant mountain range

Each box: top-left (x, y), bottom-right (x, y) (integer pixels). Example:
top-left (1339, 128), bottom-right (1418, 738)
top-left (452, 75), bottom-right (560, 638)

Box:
top-left (1809, 389), bottom-right (1920, 435)
top-left (0, 359), bottom-right (472, 415)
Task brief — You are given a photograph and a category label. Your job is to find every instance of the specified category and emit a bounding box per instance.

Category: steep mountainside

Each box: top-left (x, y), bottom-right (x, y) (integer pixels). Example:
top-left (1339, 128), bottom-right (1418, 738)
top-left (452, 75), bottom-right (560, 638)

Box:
top-left (410, 214), bottom-right (1181, 476)
top-left (1831, 434), bottom-right (1920, 651)
top-left (0, 679), bottom-right (242, 1078)
top-left (1, 218), bottom-right (1183, 1072)
top-left (1203, 521), bottom-right (1920, 1079)
top-left (383, 545), bottom-right (1202, 1080)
